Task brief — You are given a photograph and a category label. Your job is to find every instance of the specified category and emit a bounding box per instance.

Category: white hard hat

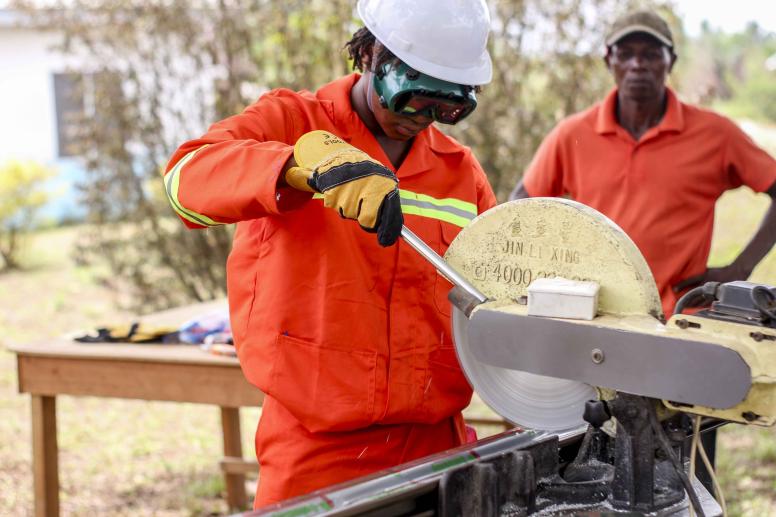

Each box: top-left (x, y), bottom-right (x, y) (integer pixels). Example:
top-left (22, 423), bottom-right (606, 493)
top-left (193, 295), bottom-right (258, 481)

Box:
top-left (356, 0), bottom-right (493, 85)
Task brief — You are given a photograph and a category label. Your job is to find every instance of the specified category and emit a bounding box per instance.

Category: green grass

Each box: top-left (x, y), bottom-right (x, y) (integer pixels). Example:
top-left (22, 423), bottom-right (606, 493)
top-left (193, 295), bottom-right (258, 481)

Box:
top-left (709, 187), bottom-right (776, 281)
top-left (717, 424), bottom-right (776, 516)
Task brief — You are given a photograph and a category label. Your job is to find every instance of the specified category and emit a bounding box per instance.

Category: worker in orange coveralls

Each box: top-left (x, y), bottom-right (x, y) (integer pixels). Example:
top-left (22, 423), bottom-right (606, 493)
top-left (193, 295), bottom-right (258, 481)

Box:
top-left (163, 0), bottom-right (496, 508)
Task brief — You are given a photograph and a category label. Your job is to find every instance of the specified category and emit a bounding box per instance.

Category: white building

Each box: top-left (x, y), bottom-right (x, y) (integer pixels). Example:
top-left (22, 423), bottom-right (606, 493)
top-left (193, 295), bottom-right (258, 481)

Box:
top-left (0, 8), bottom-right (88, 221)
top-left (0, 6), bottom-right (228, 222)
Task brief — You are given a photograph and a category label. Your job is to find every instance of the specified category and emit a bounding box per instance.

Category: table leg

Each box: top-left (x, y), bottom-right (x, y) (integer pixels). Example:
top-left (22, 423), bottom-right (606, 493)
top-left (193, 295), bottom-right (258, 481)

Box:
top-left (31, 395), bottom-right (59, 517)
top-left (220, 407), bottom-right (248, 510)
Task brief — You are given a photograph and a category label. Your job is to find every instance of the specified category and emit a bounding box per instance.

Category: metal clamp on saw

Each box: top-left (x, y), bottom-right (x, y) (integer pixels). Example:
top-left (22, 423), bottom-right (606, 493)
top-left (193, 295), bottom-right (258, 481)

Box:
top-left (248, 198), bottom-right (776, 517)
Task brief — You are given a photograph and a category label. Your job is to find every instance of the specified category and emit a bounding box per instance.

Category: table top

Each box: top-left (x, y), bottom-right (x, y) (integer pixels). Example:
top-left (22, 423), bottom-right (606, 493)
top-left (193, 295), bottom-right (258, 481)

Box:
top-left (9, 299), bottom-right (239, 366)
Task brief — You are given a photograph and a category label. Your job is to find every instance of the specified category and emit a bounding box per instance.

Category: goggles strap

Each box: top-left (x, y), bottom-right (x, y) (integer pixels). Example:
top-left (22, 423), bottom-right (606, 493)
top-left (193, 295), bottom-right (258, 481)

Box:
top-left (366, 70), bottom-right (376, 114)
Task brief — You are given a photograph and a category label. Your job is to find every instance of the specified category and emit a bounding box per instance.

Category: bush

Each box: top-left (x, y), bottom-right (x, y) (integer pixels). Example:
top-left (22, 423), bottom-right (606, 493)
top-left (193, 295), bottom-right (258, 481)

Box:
top-left (0, 160), bottom-right (55, 270)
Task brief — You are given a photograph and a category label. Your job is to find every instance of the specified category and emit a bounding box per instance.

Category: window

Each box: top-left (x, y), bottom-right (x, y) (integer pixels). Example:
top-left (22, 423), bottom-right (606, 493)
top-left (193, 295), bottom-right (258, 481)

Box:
top-left (53, 72), bottom-right (86, 158)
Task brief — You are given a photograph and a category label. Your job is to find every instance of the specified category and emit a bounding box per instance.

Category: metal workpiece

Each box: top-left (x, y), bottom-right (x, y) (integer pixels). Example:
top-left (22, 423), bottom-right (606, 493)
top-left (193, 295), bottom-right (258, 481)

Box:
top-left (246, 414), bottom-right (722, 517)
top-left (247, 427), bottom-right (569, 517)
top-left (400, 225), bottom-right (487, 305)
top-left (446, 285), bottom-right (483, 317)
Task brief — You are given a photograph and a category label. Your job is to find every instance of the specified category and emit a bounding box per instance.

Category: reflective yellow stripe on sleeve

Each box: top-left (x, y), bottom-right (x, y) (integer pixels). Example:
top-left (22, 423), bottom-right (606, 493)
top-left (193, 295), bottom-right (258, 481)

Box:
top-left (164, 145), bottom-right (224, 227)
top-left (312, 189), bottom-right (477, 228)
top-left (398, 190), bottom-right (477, 228)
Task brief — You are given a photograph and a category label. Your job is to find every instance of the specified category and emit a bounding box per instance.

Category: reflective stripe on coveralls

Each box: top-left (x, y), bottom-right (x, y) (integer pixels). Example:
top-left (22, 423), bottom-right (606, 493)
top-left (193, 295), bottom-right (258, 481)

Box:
top-left (313, 190), bottom-right (477, 227)
top-left (168, 147), bottom-right (478, 229)
top-left (164, 145), bottom-right (222, 227)
top-left (398, 191), bottom-right (476, 227)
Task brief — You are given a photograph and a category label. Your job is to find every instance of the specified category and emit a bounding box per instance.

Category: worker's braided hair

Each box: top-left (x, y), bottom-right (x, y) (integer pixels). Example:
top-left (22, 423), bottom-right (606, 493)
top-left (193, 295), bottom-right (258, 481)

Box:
top-left (345, 27), bottom-right (400, 74)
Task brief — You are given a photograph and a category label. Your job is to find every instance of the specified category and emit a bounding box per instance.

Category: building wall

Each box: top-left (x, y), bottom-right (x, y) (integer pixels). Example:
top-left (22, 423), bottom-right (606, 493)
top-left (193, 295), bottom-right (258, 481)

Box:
top-left (0, 24), bottom-right (86, 220)
top-left (0, 28), bottom-right (69, 162)
top-left (0, 11), bottom-right (222, 222)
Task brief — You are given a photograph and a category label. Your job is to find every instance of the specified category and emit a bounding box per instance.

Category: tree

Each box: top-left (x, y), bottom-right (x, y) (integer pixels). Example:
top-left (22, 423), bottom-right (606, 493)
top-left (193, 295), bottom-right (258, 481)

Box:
top-left (678, 21), bottom-right (776, 121)
top-left (0, 160), bottom-right (54, 270)
top-left (14, 0), bottom-right (674, 309)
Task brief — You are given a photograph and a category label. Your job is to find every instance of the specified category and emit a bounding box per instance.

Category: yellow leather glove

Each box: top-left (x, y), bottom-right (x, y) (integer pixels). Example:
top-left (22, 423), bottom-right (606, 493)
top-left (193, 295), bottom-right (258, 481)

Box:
top-left (285, 130), bottom-right (403, 246)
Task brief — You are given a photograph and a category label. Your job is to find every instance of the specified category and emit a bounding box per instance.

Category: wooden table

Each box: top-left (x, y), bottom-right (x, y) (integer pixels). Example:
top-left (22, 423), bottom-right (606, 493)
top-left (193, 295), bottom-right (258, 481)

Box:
top-left (10, 300), bottom-right (264, 517)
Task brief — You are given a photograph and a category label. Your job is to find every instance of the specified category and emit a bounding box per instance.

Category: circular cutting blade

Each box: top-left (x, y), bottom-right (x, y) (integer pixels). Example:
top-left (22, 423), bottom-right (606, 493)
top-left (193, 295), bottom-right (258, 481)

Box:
top-left (445, 198), bottom-right (663, 431)
top-left (453, 307), bottom-right (595, 431)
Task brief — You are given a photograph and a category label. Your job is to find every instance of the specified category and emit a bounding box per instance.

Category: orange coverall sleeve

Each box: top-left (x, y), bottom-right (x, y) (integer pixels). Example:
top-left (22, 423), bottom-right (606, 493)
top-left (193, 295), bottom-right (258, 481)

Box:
top-left (521, 124), bottom-right (566, 198)
top-left (164, 91), bottom-right (310, 228)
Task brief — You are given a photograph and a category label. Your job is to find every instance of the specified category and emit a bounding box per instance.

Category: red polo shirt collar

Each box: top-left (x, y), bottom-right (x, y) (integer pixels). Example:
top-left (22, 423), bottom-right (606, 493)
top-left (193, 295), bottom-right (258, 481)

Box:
top-left (595, 86), bottom-right (685, 137)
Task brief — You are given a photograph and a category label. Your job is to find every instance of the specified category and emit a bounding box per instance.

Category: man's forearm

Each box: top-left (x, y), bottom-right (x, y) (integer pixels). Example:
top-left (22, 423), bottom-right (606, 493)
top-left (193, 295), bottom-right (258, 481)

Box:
top-left (729, 182), bottom-right (776, 276)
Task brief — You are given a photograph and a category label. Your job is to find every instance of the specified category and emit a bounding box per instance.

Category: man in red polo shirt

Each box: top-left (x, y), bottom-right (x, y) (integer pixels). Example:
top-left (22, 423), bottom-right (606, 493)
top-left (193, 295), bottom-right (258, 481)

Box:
top-left (511, 10), bottom-right (776, 318)
top-left (510, 9), bottom-right (776, 496)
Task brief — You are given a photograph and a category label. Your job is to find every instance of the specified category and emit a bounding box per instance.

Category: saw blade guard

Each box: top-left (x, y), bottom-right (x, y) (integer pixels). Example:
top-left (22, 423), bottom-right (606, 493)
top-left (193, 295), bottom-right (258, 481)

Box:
top-left (445, 198), bottom-right (663, 431)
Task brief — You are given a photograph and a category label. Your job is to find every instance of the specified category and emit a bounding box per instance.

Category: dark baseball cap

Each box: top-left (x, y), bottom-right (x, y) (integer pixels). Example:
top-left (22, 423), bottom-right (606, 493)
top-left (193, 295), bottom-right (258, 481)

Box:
top-left (605, 10), bottom-right (673, 48)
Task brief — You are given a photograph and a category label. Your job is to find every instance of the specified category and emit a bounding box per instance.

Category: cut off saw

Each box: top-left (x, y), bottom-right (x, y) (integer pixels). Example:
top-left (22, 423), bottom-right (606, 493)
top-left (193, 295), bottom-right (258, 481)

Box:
top-left (404, 198), bottom-right (776, 432)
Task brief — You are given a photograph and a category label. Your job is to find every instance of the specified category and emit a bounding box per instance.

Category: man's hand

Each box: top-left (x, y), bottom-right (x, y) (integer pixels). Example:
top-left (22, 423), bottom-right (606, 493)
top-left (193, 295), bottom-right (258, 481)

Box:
top-left (285, 130), bottom-right (403, 246)
top-left (673, 264), bottom-right (751, 293)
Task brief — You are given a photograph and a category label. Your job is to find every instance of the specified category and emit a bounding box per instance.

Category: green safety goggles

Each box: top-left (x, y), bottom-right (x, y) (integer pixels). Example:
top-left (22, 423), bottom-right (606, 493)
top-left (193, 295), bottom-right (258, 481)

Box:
top-left (372, 62), bottom-right (477, 125)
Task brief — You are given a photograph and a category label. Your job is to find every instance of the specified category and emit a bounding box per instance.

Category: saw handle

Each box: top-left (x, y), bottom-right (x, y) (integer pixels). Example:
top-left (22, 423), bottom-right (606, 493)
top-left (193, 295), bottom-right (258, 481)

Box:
top-left (399, 225), bottom-right (487, 309)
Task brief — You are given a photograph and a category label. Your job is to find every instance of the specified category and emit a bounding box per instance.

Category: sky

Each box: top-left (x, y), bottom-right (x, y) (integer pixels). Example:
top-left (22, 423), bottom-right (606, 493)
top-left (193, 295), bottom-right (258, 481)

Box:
top-left (676, 0), bottom-right (776, 36)
top-left (1, 1), bottom-right (774, 37)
